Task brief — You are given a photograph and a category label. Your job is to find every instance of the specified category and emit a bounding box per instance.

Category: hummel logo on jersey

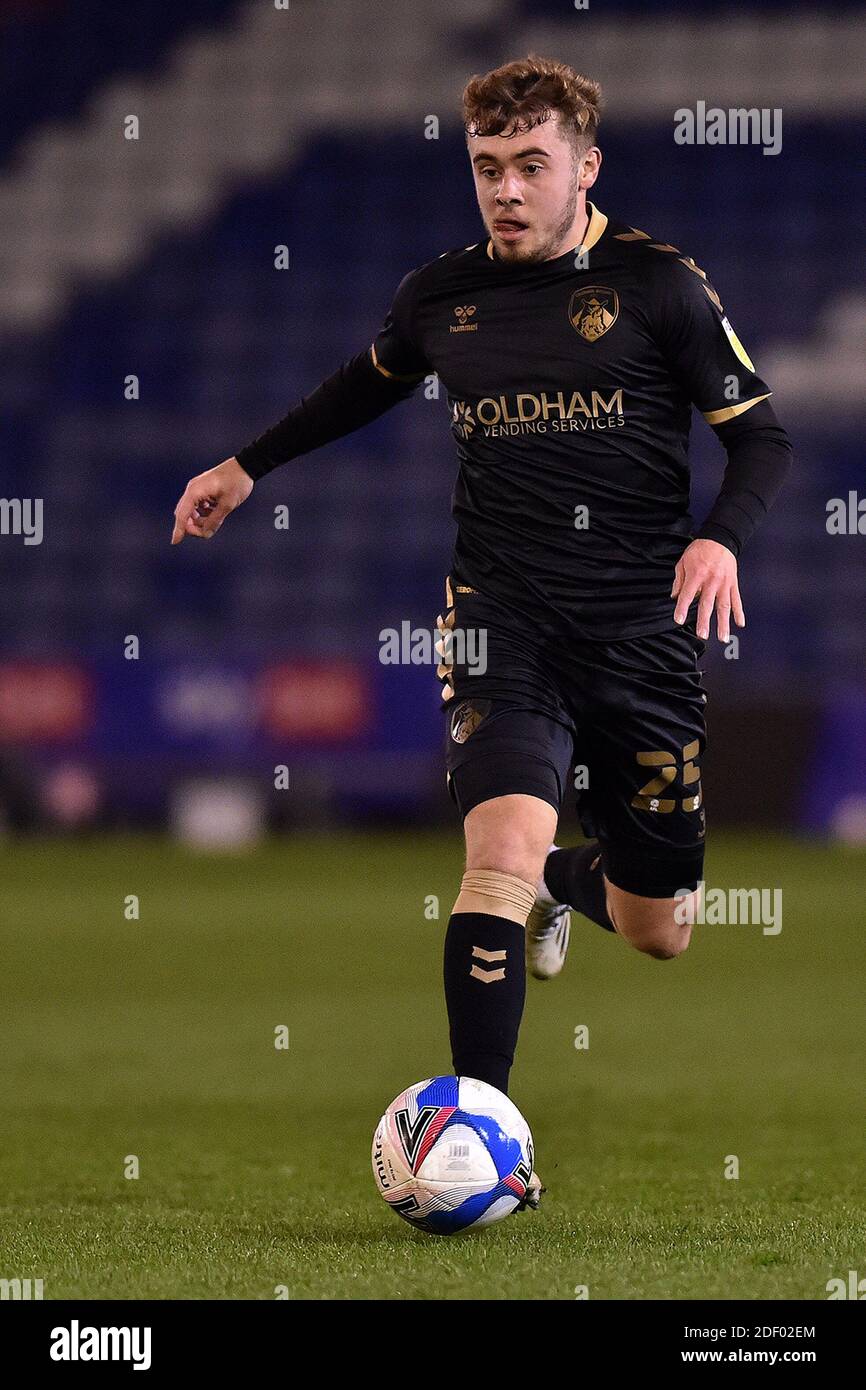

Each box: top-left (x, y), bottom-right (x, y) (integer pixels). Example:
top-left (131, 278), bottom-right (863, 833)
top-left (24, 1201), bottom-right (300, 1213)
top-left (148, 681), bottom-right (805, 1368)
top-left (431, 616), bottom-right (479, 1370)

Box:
top-left (451, 304), bottom-right (478, 333)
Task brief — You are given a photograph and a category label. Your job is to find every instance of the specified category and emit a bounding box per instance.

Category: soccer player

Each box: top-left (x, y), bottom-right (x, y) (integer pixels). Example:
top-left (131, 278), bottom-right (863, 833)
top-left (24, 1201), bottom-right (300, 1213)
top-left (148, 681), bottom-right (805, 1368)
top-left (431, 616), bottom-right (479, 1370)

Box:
top-left (172, 57), bottom-right (792, 1202)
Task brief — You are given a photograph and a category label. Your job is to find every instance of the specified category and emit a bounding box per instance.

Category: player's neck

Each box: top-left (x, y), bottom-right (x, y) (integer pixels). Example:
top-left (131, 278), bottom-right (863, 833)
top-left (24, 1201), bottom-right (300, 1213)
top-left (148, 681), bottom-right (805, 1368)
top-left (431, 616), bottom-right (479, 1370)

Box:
top-left (543, 201), bottom-right (591, 262)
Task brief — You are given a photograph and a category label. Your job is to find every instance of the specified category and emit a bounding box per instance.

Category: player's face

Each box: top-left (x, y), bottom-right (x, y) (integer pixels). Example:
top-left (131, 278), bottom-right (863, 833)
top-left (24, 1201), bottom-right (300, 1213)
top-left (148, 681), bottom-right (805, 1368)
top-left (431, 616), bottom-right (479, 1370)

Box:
top-left (468, 118), bottom-right (599, 263)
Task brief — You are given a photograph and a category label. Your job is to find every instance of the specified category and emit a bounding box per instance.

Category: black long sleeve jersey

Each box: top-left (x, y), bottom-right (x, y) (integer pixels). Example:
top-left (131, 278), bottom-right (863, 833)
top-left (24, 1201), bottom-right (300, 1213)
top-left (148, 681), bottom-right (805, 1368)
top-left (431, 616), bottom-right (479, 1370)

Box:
top-left (236, 201), bottom-right (792, 641)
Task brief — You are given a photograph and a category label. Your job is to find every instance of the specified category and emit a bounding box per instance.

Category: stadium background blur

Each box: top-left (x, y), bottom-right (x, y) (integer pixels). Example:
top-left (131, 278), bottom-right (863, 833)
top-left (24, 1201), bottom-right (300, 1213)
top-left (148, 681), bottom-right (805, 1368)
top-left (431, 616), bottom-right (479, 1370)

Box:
top-left (0, 0), bottom-right (864, 1302)
top-left (0, 0), bottom-right (863, 842)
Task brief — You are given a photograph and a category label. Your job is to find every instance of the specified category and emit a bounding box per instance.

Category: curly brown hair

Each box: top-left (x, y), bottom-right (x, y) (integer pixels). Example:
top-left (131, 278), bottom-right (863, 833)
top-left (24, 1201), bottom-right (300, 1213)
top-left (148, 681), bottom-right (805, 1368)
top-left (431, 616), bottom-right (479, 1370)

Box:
top-left (462, 55), bottom-right (601, 152)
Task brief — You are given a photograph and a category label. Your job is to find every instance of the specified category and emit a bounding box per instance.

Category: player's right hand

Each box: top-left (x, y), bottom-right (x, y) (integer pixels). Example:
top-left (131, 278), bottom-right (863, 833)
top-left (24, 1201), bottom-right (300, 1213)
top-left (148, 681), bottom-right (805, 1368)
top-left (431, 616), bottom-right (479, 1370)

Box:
top-left (171, 457), bottom-right (253, 544)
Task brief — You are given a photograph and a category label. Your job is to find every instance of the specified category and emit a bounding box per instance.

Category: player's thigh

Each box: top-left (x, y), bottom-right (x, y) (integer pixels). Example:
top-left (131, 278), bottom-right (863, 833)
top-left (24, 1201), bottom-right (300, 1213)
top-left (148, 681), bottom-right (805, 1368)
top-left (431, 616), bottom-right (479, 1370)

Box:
top-left (463, 793), bottom-right (558, 884)
top-left (436, 575), bottom-right (574, 883)
top-left (445, 700), bottom-right (572, 884)
top-left (574, 627), bottom-right (708, 916)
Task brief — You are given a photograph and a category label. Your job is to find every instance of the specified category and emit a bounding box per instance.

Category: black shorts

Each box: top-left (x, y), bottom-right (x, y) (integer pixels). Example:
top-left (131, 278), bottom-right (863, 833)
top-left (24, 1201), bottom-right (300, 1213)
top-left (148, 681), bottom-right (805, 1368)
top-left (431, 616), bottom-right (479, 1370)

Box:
top-left (437, 576), bottom-right (707, 898)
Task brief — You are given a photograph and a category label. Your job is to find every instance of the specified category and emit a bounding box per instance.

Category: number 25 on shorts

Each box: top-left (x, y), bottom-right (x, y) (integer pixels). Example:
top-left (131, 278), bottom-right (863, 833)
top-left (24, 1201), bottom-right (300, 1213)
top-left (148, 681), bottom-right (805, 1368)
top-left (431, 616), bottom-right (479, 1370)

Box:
top-left (631, 740), bottom-right (701, 814)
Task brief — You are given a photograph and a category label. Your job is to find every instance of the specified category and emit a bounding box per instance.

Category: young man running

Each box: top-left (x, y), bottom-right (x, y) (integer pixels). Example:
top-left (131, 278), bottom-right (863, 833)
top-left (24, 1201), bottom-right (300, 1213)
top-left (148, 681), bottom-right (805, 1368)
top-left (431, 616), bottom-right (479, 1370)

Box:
top-left (172, 58), bottom-right (792, 1200)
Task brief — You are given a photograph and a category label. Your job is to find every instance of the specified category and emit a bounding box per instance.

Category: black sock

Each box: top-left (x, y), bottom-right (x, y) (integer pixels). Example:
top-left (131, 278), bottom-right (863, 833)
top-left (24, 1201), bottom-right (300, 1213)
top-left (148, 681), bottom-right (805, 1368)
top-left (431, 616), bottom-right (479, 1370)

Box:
top-left (543, 843), bottom-right (616, 932)
top-left (443, 912), bottom-right (526, 1095)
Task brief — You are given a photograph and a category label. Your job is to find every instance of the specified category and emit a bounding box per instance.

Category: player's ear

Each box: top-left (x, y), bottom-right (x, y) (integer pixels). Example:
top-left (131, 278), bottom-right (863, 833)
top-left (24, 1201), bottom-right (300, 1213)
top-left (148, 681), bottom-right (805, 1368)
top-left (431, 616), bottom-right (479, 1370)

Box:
top-left (578, 146), bottom-right (602, 188)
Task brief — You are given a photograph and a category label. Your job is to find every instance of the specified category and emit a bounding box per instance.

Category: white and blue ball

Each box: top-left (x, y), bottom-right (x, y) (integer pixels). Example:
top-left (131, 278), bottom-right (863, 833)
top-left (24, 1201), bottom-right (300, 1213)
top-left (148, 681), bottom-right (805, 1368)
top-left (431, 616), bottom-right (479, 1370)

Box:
top-left (372, 1075), bottom-right (534, 1235)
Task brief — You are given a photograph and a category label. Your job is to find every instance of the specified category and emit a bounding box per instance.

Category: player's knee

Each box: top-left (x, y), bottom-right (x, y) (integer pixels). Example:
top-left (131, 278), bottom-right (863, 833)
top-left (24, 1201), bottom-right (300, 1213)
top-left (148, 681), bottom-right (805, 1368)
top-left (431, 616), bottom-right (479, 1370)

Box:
top-left (621, 920), bottom-right (692, 960)
top-left (608, 891), bottom-right (695, 960)
top-left (467, 838), bottom-right (546, 886)
top-left (639, 927), bottom-right (691, 961)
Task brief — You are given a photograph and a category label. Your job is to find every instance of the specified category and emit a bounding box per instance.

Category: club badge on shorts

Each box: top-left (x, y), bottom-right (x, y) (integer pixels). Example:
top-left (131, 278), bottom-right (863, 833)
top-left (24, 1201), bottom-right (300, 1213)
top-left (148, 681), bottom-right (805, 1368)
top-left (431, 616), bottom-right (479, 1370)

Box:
top-left (450, 700), bottom-right (490, 744)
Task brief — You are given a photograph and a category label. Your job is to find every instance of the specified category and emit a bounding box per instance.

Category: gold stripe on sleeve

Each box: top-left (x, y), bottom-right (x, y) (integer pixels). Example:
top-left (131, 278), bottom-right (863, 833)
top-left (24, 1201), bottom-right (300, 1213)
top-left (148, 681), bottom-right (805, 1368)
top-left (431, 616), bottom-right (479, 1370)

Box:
top-left (703, 392), bottom-right (771, 426)
top-left (369, 343), bottom-right (426, 383)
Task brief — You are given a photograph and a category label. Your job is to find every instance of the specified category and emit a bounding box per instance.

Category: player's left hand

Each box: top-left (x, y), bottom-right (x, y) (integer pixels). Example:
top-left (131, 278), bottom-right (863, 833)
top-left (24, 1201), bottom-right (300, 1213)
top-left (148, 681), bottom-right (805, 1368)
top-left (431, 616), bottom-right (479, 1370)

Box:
top-left (671, 538), bottom-right (745, 642)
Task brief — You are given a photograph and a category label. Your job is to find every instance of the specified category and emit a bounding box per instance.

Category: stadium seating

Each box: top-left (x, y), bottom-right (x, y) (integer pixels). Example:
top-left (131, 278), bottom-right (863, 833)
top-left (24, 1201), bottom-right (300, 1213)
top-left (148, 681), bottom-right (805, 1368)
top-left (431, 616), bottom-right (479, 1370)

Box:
top-left (0, 0), bottom-right (862, 826)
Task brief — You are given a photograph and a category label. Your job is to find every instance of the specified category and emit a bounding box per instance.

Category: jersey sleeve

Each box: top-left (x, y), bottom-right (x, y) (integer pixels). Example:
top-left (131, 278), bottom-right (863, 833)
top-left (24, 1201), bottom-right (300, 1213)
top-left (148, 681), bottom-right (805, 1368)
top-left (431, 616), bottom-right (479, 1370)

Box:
top-left (652, 256), bottom-right (772, 426)
top-left (369, 269), bottom-right (431, 383)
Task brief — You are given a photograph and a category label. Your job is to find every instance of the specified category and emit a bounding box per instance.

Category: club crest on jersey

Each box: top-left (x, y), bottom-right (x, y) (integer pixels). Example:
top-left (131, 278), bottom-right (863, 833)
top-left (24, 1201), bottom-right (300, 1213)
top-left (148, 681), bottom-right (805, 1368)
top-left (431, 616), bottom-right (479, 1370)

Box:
top-left (568, 286), bottom-right (619, 342)
top-left (450, 699), bottom-right (490, 744)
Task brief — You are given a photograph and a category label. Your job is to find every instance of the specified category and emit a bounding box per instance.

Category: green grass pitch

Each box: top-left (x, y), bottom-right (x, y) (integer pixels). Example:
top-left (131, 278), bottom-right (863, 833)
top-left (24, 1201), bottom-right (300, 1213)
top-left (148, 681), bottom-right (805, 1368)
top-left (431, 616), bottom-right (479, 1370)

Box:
top-left (0, 830), bottom-right (862, 1300)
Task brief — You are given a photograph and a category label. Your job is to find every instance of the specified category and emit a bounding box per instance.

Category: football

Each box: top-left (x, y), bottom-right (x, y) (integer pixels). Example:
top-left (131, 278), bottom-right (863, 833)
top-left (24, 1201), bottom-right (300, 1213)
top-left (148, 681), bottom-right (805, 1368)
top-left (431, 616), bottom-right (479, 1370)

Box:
top-left (372, 1074), bottom-right (534, 1235)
